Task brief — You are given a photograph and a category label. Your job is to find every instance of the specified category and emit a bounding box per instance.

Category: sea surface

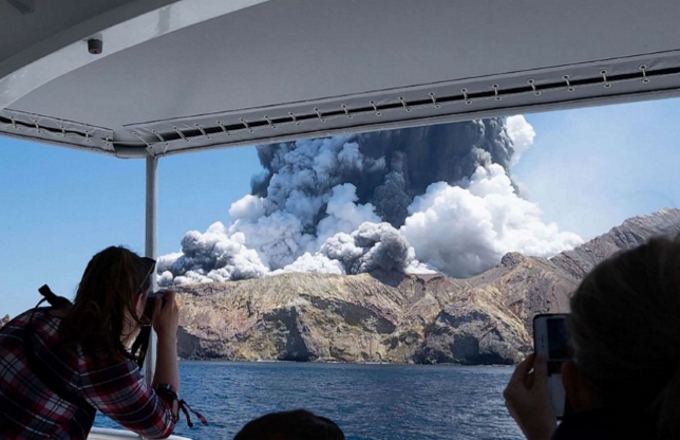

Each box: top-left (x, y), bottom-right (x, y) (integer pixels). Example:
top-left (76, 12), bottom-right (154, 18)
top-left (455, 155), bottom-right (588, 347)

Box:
top-left (95, 361), bottom-right (524, 440)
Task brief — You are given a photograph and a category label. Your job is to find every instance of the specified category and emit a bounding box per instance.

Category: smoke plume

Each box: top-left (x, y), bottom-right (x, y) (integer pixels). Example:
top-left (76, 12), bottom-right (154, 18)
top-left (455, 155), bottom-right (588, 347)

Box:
top-left (158, 116), bottom-right (581, 285)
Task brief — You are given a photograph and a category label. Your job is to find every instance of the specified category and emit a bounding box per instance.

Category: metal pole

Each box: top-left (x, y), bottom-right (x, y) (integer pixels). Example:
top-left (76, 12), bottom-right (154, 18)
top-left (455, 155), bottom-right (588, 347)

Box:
top-left (144, 155), bottom-right (158, 381)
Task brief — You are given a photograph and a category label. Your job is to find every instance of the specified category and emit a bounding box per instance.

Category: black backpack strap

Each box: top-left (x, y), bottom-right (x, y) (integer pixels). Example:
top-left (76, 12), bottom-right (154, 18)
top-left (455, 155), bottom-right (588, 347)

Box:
top-left (129, 325), bottom-right (152, 369)
top-left (38, 284), bottom-right (72, 309)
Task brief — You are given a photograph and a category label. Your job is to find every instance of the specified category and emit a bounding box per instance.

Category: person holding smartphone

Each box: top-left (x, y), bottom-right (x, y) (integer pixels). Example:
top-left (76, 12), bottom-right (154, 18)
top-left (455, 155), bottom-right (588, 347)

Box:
top-left (504, 237), bottom-right (680, 439)
top-left (0, 246), bottom-right (181, 439)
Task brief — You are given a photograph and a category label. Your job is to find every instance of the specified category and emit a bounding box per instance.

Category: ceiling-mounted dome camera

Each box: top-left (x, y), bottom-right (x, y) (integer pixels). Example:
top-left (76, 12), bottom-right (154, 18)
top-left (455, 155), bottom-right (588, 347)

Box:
top-left (87, 38), bottom-right (103, 55)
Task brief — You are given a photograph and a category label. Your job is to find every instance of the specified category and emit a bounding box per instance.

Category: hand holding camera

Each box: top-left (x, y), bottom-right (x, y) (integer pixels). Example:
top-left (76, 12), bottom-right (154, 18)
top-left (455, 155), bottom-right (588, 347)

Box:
top-left (146, 290), bottom-right (179, 340)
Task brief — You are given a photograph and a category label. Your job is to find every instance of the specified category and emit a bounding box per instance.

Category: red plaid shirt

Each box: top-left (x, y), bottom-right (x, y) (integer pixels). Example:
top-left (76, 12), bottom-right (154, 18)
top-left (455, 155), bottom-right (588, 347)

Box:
top-left (0, 308), bottom-right (177, 439)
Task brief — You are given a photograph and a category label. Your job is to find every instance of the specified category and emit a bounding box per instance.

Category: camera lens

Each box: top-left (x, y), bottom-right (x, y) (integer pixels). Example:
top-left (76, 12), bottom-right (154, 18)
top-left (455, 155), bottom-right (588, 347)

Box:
top-left (143, 291), bottom-right (167, 323)
top-left (87, 38), bottom-right (103, 55)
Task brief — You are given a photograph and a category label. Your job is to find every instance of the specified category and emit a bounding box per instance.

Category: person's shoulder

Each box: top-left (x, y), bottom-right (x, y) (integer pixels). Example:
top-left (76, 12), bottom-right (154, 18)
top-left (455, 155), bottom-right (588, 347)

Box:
top-left (552, 410), bottom-right (608, 439)
top-left (552, 409), bottom-right (657, 440)
top-left (1, 308), bottom-right (45, 332)
top-left (0, 309), bottom-right (59, 357)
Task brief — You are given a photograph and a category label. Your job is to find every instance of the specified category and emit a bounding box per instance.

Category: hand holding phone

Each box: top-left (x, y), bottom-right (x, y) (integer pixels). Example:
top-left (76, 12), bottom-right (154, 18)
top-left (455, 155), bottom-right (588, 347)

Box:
top-left (533, 313), bottom-right (573, 419)
top-left (503, 353), bottom-right (558, 439)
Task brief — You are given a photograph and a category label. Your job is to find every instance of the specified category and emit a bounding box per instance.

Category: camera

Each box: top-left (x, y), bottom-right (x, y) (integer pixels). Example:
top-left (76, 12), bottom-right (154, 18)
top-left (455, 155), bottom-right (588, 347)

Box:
top-left (87, 38), bottom-right (103, 55)
top-left (143, 290), bottom-right (168, 323)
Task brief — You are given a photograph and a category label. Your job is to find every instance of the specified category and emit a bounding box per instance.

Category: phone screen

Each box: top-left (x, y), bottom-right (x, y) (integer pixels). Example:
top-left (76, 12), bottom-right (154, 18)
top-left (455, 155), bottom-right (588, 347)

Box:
top-left (547, 317), bottom-right (571, 361)
top-left (533, 314), bottom-right (572, 419)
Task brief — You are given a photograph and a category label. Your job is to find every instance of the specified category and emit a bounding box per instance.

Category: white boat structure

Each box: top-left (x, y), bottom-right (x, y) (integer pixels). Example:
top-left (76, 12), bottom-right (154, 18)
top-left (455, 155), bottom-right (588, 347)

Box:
top-left (2, 0), bottom-right (680, 438)
top-left (88, 427), bottom-right (191, 440)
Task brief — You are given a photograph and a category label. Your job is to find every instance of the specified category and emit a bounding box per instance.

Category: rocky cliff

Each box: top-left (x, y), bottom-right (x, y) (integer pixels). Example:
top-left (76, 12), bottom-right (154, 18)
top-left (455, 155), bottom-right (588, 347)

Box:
top-left (175, 209), bottom-right (680, 364)
top-left (174, 251), bottom-right (580, 364)
top-left (551, 208), bottom-right (680, 278)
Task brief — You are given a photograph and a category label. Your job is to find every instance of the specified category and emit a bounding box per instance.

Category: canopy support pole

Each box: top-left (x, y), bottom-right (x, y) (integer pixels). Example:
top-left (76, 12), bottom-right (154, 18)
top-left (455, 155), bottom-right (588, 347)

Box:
top-left (144, 155), bottom-right (158, 381)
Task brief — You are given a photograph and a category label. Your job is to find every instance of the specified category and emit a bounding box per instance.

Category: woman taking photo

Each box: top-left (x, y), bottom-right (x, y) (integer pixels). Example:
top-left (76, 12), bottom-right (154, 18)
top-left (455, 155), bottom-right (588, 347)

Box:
top-left (0, 246), bottom-right (180, 439)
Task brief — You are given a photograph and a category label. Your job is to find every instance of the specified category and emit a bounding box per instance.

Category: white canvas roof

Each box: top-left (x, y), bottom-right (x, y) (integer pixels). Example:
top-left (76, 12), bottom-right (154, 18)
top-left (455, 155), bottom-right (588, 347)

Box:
top-left (2, 0), bottom-right (680, 158)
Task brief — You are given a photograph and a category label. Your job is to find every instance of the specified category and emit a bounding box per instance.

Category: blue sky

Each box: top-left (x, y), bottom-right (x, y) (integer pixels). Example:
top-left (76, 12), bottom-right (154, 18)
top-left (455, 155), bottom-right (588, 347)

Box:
top-left (2, 97), bottom-right (680, 317)
top-left (514, 98), bottom-right (680, 237)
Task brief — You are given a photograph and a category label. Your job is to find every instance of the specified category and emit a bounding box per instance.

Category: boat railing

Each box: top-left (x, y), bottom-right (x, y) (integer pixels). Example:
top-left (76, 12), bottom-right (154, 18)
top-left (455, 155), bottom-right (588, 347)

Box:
top-left (88, 427), bottom-right (192, 440)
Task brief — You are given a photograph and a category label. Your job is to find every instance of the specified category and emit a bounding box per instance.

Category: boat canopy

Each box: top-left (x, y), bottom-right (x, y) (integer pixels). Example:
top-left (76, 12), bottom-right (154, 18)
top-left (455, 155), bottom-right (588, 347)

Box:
top-left (2, 0), bottom-right (680, 158)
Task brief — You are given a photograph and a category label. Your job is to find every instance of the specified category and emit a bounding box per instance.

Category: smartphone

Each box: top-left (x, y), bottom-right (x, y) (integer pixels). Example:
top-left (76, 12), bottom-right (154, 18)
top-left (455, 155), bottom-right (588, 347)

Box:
top-left (533, 313), bottom-right (573, 419)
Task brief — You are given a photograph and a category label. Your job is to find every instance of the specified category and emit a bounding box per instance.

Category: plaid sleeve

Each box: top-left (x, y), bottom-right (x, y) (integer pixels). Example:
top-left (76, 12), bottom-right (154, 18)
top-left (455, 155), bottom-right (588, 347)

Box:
top-left (79, 357), bottom-right (176, 439)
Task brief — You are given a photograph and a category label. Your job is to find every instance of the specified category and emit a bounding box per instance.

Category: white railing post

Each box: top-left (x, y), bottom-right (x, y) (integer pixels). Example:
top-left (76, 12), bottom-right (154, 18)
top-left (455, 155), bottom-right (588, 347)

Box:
top-left (144, 155), bottom-right (158, 382)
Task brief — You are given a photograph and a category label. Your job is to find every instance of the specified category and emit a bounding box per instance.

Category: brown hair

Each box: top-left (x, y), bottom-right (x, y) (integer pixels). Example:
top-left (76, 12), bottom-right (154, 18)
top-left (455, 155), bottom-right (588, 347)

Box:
top-left (59, 246), bottom-right (154, 362)
top-left (234, 409), bottom-right (345, 440)
top-left (569, 237), bottom-right (680, 437)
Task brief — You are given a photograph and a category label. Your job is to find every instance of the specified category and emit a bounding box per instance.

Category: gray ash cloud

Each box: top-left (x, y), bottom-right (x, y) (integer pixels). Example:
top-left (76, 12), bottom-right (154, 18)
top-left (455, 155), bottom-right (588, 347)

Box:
top-left (158, 116), bottom-right (581, 285)
top-left (253, 118), bottom-right (513, 227)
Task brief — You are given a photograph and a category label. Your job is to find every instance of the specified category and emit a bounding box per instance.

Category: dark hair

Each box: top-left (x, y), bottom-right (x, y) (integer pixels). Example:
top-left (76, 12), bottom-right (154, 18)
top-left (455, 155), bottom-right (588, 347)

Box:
top-left (234, 409), bottom-right (345, 440)
top-left (569, 237), bottom-right (680, 437)
top-left (59, 246), bottom-right (154, 362)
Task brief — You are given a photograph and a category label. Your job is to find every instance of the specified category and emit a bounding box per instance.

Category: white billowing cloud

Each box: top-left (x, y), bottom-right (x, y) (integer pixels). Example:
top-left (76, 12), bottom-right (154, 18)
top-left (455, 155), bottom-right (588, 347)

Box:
top-left (229, 194), bottom-right (265, 222)
top-left (220, 137), bottom-right (371, 270)
top-left (315, 183), bottom-right (381, 248)
top-left (400, 163), bottom-right (582, 278)
top-left (159, 135), bottom-right (406, 286)
top-left (157, 222), bottom-right (268, 286)
top-left (228, 210), bottom-right (312, 269)
top-left (276, 252), bottom-right (344, 275)
top-left (318, 221), bottom-right (416, 274)
top-left (506, 115), bottom-right (536, 166)
top-left (159, 117), bottom-right (581, 285)
top-left (404, 259), bottom-right (438, 275)
top-left (222, 182), bottom-right (380, 272)
top-left (157, 251), bottom-right (183, 273)
top-left (268, 199), bottom-right (411, 276)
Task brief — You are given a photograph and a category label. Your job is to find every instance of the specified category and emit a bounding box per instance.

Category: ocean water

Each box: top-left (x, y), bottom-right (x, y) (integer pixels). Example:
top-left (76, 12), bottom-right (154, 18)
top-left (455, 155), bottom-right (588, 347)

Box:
top-left (96, 361), bottom-right (524, 440)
